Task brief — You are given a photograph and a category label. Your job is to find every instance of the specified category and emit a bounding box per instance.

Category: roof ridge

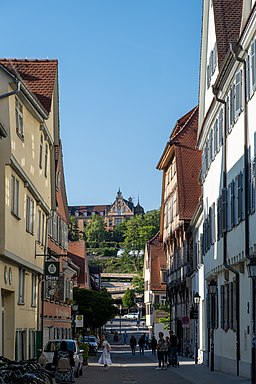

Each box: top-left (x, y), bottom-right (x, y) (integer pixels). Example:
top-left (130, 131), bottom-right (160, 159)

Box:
top-left (170, 105), bottom-right (198, 143)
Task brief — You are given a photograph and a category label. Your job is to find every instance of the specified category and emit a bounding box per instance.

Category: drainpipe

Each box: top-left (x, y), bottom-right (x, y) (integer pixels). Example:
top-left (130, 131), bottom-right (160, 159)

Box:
top-left (212, 86), bottom-right (240, 376)
top-left (0, 80), bottom-right (20, 100)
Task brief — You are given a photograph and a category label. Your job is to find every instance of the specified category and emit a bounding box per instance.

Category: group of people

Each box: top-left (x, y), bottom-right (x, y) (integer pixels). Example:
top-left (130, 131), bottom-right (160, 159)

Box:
top-left (129, 330), bottom-right (178, 369)
top-left (155, 330), bottom-right (179, 370)
top-left (50, 331), bottom-right (178, 383)
top-left (129, 333), bottom-right (150, 355)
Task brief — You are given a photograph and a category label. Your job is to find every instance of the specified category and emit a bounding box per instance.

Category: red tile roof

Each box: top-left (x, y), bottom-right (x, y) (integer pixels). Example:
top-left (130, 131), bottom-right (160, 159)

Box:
top-left (0, 58), bottom-right (58, 115)
top-left (212, 0), bottom-right (243, 69)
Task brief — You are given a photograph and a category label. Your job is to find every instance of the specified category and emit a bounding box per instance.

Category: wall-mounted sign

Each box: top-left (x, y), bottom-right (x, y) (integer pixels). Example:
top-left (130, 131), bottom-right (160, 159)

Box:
top-left (75, 315), bottom-right (84, 328)
top-left (45, 261), bottom-right (60, 281)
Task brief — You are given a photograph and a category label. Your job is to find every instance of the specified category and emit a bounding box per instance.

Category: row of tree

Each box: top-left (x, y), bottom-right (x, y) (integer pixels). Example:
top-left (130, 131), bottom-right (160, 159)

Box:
top-left (69, 209), bottom-right (160, 332)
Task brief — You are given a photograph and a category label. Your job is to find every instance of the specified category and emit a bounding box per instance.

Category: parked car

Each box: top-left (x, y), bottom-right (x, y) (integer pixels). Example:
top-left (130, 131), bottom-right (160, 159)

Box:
top-left (40, 339), bottom-right (83, 377)
top-left (80, 335), bottom-right (98, 355)
top-left (123, 312), bottom-right (139, 320)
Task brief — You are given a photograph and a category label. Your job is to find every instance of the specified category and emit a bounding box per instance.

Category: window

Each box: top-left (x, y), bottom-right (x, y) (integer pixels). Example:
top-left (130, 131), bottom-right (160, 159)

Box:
top-left (56, 171), bottom-right (61, 190)
top-left (44, 143), bottom-right (48, 177)
top-left (37, 210), bottom-right (41, 242)
top-left (15, 330), bottom-right (27, 360)
top-left (26, 196), bottom-right (34, 234)
top-left (11, 175), bottom-right (19, 217)
top-left (39, 135), bottom-right (43, 169)
top-left (31, 274), bottom-right (37, 307)
top-left (18, 268), bottom-right (25, 304)
top-left (15, 97), bottom-right (23, 138)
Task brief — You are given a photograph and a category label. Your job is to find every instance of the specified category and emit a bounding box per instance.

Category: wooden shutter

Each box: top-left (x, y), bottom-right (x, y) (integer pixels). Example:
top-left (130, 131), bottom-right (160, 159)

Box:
top-left (222, 188), bottom-right (227, 232)
top-left (246, 54), bottom-right (251, 102)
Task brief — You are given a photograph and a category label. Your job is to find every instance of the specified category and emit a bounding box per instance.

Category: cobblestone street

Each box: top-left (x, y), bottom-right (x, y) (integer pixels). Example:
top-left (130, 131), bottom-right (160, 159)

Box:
top-left (76, 344), bottom-right (250, 384)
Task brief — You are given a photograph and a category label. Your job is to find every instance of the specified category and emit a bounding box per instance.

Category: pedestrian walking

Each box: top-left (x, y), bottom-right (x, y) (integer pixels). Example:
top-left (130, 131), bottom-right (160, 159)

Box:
top-left (123, 331), bottom-right (128, 345)
top-left (98, 335), bottom-right (112, 370)
top-left (129, 335), bottom-right (137, 355)
top-left (52, 340), bottom-right (75, 384)
top-left (138, 335), bottom-right (145, 355)
top-left (151, 335), bottom-right (157, 355)
top-left (155, 332), bottom-right (167, 370)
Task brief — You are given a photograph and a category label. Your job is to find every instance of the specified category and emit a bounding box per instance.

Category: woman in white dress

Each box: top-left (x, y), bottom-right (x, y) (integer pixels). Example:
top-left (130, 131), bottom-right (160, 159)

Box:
top-left (98, 336), bottom-right (112, 370)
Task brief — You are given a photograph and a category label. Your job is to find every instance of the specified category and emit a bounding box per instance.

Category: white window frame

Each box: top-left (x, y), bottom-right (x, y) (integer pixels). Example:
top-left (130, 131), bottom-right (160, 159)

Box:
top-left (26, 196), bottom-right (34, 234)
top-left (11, 175), bottom-right (19, 217)
top-left (15, 97), bottom-right (24, 138)
top-left (31, 274), bottom-right (37, 307)
top-left (18, 268), bottom-right (25, 304)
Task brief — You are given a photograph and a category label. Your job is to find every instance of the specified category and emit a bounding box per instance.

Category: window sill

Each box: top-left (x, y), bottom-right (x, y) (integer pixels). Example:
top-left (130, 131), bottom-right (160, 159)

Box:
top-left (11, 212), bottom-right (21, 221)
top-left (16, 131), bottom-right (24, 142)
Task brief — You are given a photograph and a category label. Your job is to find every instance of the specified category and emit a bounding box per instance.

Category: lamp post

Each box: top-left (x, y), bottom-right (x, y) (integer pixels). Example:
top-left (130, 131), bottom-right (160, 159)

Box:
top-left (247, 258), bottom-right (256, 384)
top-left (208, 279), bottom-right (217, 372)
top-left (71, 304), bottom-right (78, 339)
top-left (119, 305), bottom-right (122, 335)
top-left (110, 319), bottom-right (113, 334)
top-left (193, 292), bottom-right (201, 364)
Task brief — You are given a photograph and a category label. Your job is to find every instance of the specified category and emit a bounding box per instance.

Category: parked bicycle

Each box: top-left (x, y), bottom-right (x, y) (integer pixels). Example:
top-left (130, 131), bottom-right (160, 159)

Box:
top-left (0, 356), bottom-right (53, 384)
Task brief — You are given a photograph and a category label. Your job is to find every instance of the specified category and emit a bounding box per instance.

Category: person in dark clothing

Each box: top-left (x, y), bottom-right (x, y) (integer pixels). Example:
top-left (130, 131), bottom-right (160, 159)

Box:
top-left (151, 335), bottom-right (157, 355)
top-left (169, 330), bottom-right (179, 366)
top-left (52, 340), bottom-right (75, 384)
top-left (138, 336), bottom-right (145, 355)
top-left (129, 335), bottom-right (137, 355)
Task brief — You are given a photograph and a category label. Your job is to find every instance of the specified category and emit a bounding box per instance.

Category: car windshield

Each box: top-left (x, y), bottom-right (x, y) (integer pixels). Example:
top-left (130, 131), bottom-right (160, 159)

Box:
top-left (44, 341), bottom-right (76, 352)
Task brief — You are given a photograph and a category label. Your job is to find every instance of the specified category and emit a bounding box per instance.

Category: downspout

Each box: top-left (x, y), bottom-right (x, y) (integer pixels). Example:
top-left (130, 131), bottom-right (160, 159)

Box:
top-left (230, 41), bottom-right (251, 377)
top-left (212, 86), bottom-right (240, 376)
top-left (0, 80), bottom-right (20, 100)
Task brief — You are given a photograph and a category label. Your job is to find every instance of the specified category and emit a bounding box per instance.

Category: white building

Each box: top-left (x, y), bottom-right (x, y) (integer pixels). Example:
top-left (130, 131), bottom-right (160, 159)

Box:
top-left (198, 0), bottom-right (256, 378)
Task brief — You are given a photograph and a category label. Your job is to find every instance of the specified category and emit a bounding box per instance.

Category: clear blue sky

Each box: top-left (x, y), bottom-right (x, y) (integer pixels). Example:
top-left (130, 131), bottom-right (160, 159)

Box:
top-left (2, 1), bottom-right (202, 212)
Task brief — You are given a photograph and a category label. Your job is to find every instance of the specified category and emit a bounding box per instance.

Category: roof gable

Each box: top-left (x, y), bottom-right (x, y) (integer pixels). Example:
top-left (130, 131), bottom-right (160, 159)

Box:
top-left (0, 58), bottom-right (57, 115)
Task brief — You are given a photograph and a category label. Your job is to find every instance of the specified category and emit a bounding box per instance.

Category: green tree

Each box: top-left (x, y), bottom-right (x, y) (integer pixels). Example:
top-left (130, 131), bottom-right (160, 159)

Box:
top-left (84, 215), bottom-right (106, 249)
top-left (132, 274), bottom-right (144, 295)
top-left (122, 288), bottom-right (136, 308)
top-left (73, 288), bottom-right (117, 331)
top-left (122, 210), bottom-right (160, 271)
top-left (68, 215), bottom-right (81, 241)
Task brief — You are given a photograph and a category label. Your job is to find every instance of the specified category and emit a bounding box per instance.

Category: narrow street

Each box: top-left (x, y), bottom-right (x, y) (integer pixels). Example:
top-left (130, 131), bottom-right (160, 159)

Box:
top-left (76, 343), bottom-right (250, 384)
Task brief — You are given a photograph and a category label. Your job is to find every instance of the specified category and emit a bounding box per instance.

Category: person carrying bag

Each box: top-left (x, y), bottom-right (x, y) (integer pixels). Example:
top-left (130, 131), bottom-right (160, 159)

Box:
top-left (52, 340), bottom-right (75, 383)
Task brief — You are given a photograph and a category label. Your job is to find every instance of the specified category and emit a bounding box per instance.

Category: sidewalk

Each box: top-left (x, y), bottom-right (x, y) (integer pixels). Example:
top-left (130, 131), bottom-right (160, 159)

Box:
top-left (79, 344), bottom-right (251, 384)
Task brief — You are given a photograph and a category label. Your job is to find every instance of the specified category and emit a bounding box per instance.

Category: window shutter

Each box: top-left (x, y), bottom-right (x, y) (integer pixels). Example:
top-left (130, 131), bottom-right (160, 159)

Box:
top-left (212, 203), bottom-right (215, 244)
top-left (252, 156), bottom-right (256, 214)
top-left (227, 184), bottom-right (231, 231)
top-left (219, 109), bottom-right (223, 145)
top-left (222, 188), bottom-right (227, 232)
top-left (252, 40), bottom-right (256, 91)
top-left (237, 173), bottom-right (242, 222)
top-left (213, 121), bottom-right (217, 157)
top-left (246, 55), bottom-right (251, 102)
top-left (226, 95), bottom-right (230, 134)
top-left (248, 160), bottom-right (252, 214)
top-left (209, 207), bottom-right (212, 246)
top-left (221, 285), bottom-right (224, 329)
top-left (231, 181), bottom-right (235, 228)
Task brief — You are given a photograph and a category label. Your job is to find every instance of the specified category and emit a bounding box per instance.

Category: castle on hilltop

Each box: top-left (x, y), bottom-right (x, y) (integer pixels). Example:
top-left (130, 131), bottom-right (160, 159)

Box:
top-left (68, 189), bottom-right (144, 231)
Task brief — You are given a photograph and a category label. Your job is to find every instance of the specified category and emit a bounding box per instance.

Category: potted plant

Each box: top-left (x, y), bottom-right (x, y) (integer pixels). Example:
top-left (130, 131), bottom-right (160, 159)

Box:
top-left (79, 342), bottom-right (90, 365)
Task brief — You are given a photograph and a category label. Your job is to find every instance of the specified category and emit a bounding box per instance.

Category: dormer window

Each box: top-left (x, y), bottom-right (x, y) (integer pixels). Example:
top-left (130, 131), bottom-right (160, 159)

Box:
top-left (207, 44), bottom-right (217, 88)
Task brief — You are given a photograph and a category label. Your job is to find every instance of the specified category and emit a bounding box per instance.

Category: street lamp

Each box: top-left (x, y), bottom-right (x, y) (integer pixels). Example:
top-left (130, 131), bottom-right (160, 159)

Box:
top-left (110, 319), bottom-right (113, 334)
top-left (71, 304), bottom-right (78, 339)
top-left (193, 292), bottom-right (201, 364)
top-left (119, 305), bottom-right (122, 335)
top-left (247, 257), bottom-right (256, 384)
top-left (208, 279), bottom-right (217, 372)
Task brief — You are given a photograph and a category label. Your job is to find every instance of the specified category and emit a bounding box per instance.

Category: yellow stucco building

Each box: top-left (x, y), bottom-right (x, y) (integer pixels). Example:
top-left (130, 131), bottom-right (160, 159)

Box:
top-left (0, 59), bottom-right (59, 359)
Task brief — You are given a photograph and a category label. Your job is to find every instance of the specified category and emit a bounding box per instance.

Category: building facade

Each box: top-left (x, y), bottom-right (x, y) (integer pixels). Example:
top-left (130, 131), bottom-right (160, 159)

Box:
top-left (0, 59), bottom-right (57, 359)
top-left (157, 106), bottom-right (202, 355)
top-left (198, 0), bottom-right (256, 378)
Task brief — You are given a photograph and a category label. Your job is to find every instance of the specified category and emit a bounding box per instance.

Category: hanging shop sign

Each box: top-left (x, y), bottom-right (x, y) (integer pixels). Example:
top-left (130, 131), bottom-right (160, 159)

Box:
top-left (45, 261), bottom-right (60, 281)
